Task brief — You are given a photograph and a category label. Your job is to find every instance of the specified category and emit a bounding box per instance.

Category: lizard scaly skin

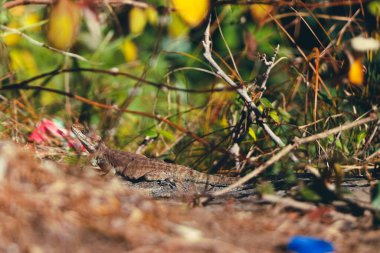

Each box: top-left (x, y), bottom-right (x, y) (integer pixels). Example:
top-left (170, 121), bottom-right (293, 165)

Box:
top-left (71, 124), bottom-right (237, 190)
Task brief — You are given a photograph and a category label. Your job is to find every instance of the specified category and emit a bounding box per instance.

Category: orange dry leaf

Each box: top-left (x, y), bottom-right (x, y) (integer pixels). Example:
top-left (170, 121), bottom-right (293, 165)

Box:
top-left (348, 58), bottom-right (364, 86)
top-left (47, 0), bottom-right (82, 50)
top-left (250, 4), bottom-right (273, 23)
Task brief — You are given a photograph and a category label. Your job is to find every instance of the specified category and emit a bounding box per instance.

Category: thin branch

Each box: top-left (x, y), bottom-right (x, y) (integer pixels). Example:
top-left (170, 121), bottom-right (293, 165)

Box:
top-left (203, 21), bottom-right (256, 109)
top-left (0, 25), bottom-right (91, 63)
top-left (215, 0), bottom-right (370, 8)
top-left (262, 194), bottom-right (317, 211)
top-left (313, 48), bottom-right (320, 127)
top-left (265, 12), bottom-right (363, 24)
top-left (215, 14), bottom-right (242, 80)
top-left (11, 67), bottom-right (234, 93)
top-left (295, 115), bottom-right (376, 145)
top-left (164, 67), bottom-right (221, 79)
top-left (3, 0), bottom-right (51, 8)
top-left (367, 149), bottom-right (380, 162)
top-left (268, 12), bottom-right (336, 106)
top-left (261, 194), bottom-right (360, 223)
top-left (342, 164), bottom-right (375, 171)
top-left (211, 113), bottom-right (378, 197)
top-left (11, 0), bottom-right (362, 9)
top-left (3, 0), bottom-right (150, 9)
top-left (298, 113), bottom-right (344, 129)
top-left (363, 119), bottom-right (380, 159)
top-left (336, 9), bottom-right (360, 46)
top-left (202, 19), bottom-right (298, 162)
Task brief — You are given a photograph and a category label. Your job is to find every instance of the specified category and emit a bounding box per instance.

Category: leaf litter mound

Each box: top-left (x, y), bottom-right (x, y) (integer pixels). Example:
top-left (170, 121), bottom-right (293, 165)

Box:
top-left (0, 141), bottom-right (380, 253)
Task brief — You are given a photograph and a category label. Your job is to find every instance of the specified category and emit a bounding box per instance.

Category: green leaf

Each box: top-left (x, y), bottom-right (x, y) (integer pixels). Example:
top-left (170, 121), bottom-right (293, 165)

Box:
top-left (269, 110), bottom-right (280, 123)
top-left (140, 129), bottom-right (158, 138)
top-left (368, 1), bottom-right (380, 16)
top-left (158, 129), bottom-right (175, 142)
top-left (270, 162), bottom-right (282, 175)
top-left (257, 181), bottom-right (275, 195)
top-left (327, 134), bottom-right (334, 144)
top-left (259, 97), bottom-right (273, 108)
top-left (248, 127), bottom-right (257, 141)
top-left (318, 92), bottom-right (333, 106)
top-left (356, 129), bottom-right (367, 146)
top-left (0, 8), bottom-right (9, 24)
top-left (335, 138), bottom-right (342, 149)
top-left (278, 108), bottom-right (292, 122)
top-left (300, 187), bottom-right (321, 202)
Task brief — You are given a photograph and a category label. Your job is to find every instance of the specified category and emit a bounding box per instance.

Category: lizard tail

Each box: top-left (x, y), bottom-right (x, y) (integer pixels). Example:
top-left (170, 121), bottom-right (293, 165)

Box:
top-left (182, 168), bottom-right (237, 186)
top-left (204, 173), bottom-right (237, 186)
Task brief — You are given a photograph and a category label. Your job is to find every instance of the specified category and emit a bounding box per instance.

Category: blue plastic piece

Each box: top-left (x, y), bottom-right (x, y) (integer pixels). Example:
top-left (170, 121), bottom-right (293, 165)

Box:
top-left (288, 236), bottom-right (335, 253)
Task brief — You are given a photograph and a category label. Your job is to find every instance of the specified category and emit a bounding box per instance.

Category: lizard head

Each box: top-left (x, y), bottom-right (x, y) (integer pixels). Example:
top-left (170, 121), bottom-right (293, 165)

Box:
top-left (71, 123), bottom-right (102, 153)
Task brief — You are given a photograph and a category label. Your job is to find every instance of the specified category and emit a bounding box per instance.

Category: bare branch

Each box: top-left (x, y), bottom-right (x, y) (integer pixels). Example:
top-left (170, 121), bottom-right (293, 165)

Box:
top-left (202, 19), bottom-right (298, 162)
top-left (259, 44), bottom-right (279, 92)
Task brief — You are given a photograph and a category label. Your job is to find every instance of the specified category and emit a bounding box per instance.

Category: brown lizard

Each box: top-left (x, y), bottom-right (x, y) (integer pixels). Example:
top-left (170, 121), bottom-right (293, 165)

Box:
top-left (71, 124), bottom-right (237, 194)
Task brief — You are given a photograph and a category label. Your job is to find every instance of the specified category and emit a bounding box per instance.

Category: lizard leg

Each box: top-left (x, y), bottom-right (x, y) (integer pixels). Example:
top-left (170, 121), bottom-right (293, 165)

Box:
top-left (96, 157), bottom-right (113, 175)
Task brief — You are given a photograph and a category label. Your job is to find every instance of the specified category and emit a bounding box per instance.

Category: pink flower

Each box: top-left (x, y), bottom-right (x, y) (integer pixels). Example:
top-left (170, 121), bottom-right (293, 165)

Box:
top-left (28, 119), bottom-right (84, 151)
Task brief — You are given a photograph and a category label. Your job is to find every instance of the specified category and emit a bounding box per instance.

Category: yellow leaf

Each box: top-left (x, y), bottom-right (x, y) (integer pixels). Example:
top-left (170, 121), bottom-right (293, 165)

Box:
top-left (40, 82), bottom-right (60, 106)
top-left (249, 4), bottom-right (273, 23)
top-left (168, 14), bottom-right (189, 38)
top-left (121, 39), bottom-right (138, 62)
top-left (22, 13), bottom-right (42, 32)
top-left (47, 0), bottom-right (82, 50)
top-left (9, 49), bottom-right (38, 76)
top-left (348, 58), bottom-right (364, 85)
top-left (171, 0), bottom-right (209, 27)
top-left (9, 6), bottom-right (25, 17)
top-left (9, 50), bottom-right (22, 71)
top-left (219, 115), bottom-right (228, 128)
top-left (146, 7), bottom-right (158, 25)
top-left (129, 7), bottom-right (147, 35)
top-left (3, 22), bottom-right (21, 46)
top-left (248, 128), bottom-right (257, 141)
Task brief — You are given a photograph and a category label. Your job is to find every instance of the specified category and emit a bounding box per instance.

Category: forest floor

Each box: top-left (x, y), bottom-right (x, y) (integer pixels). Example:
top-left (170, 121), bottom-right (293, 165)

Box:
top-left (0, 140), bottom-right (379, 253)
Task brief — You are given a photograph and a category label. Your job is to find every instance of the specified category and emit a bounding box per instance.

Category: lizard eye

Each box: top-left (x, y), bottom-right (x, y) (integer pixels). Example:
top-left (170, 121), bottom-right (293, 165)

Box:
top-left (81, 128), bottom-right (90, 135)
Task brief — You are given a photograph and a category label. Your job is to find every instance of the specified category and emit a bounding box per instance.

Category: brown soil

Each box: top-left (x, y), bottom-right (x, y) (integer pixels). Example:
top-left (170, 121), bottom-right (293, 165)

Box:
top-left (0, 141), bottom-right (379, 253)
